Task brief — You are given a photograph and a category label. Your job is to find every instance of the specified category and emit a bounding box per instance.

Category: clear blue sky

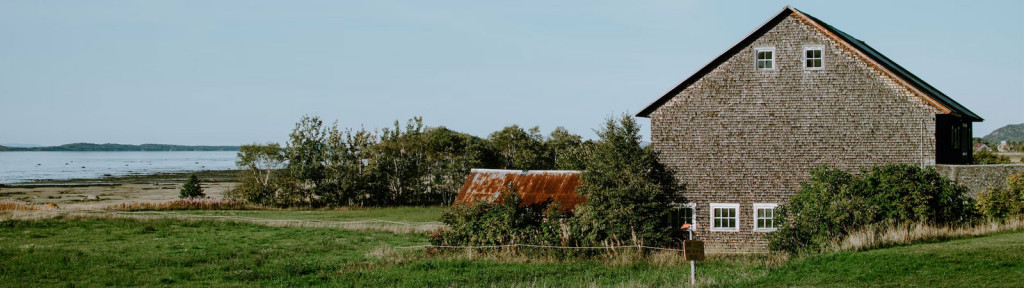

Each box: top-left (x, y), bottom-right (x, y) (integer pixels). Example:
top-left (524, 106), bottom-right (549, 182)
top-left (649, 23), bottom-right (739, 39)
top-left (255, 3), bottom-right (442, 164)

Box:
top-left (1, 0), bottom-right (1021, 146)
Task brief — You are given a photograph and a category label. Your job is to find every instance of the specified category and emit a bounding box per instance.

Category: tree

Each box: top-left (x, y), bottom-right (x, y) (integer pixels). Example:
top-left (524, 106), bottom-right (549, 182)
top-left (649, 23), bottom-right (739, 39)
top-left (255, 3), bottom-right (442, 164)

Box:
top-left (229, 143), bottom-right (286, 204)
top-left (489, 125), bottom-right (553, 170)
top-left (284, 115), bottom-right (332, 206)
top-left (547, 127), bottom-right (592, 170)
top-left (572, 114), bottom-right (684, 247)
top-left (180, 174), bottom-right (205, 199)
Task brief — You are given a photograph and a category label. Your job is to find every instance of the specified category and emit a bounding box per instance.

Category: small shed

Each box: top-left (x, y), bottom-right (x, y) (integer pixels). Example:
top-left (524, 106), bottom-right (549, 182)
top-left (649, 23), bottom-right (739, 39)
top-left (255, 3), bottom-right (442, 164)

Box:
top-left (454, 169), bottom-right (585, 213)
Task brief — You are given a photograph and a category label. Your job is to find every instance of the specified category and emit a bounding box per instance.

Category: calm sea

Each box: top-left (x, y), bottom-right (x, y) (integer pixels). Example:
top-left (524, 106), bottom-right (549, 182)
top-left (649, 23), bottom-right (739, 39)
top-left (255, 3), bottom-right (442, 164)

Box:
top-left (0, 151), bottom-right (239, 184)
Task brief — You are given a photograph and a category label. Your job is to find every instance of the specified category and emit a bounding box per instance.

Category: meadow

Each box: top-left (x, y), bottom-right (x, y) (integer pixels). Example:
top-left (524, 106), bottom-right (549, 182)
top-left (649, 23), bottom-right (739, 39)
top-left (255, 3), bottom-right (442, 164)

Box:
top-left (1, 208), bottom-right (1022, 287)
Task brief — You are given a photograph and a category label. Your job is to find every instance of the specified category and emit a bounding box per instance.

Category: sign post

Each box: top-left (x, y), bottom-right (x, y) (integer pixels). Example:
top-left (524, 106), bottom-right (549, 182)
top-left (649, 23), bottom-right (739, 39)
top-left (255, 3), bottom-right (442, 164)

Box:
top-left (683, 240), bottom-right (704, 286)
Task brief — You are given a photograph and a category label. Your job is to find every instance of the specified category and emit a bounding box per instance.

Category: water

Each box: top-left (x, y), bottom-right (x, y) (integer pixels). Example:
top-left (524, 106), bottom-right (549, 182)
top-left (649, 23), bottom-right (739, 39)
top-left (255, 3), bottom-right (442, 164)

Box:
top-left (0, 151), bottom-right (239, 184)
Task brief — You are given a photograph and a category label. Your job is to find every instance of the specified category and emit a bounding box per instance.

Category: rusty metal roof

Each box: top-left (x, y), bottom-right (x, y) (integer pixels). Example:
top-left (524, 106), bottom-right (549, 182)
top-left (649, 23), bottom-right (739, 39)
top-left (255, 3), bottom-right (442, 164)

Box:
top-left (454, 169), bottom-right (585, 213)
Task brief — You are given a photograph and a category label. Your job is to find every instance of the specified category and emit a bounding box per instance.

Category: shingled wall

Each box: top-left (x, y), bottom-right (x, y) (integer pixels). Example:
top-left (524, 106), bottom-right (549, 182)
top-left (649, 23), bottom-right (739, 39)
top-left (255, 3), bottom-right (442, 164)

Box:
top-left (648, 15), bottom-right (943, 252)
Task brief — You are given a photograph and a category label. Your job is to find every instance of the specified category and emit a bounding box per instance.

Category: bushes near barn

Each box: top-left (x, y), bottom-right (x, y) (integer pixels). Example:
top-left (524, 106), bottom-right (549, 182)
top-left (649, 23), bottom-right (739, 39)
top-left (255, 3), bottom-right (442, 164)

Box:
top-left (432, 115), bottom-right (685, 250)
top-left (432, 187), bottom-right (565, 247)
top-left (976, 171), bottom-right (1024, 220)
top-left (768, 164), bottom-right (978, 254)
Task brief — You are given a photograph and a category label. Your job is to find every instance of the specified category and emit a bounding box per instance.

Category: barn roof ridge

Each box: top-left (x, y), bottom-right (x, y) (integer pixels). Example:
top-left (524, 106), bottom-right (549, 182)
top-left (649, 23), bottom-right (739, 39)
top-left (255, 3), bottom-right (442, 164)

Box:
top-left (636, 6), bottom-right (982, 122)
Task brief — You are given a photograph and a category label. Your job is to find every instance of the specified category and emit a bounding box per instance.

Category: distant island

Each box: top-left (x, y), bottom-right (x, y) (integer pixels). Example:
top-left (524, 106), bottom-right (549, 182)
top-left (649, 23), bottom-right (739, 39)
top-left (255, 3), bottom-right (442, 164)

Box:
top-left (0, 143), bottom-right (240, 152)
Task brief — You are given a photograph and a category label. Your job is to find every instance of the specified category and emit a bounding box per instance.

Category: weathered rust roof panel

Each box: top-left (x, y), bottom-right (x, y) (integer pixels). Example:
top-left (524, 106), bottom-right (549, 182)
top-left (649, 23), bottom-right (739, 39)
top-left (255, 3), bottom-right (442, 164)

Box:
top-left (454, 169), bottom-right (585, 212)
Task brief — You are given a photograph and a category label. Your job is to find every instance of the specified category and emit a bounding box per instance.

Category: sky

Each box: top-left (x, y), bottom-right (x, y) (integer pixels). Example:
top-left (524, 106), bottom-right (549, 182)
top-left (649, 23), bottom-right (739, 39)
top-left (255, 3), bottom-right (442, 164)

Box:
top-left (1, 0), bottom-right (1022, 146)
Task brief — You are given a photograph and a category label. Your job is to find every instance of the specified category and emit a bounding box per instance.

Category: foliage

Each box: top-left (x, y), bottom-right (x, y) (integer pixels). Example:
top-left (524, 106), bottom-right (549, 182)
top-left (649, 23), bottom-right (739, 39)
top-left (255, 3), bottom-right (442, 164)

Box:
top-left (231, 115), bottom-right (596, 208)
top-left (547, 126), bottom-right (594, 170)
top-left (976, 171), bottom-right (1024, 220)
top-left (973, 149), bottom-right (1012, 164)
top-left (571, 114), bottom-right (684, 248)
top-left (432, 115), bottom-right (683, 249)
top-left (179, 174), bottom-right (205, 199)
top-left (768, 164), bottom-right (978, 254)
top-left (432, 187), bottom-right (553, 246)
top-left (488, 125), bottom-right (553, 170)
top-left (228, 143), bottom-right (286, 205)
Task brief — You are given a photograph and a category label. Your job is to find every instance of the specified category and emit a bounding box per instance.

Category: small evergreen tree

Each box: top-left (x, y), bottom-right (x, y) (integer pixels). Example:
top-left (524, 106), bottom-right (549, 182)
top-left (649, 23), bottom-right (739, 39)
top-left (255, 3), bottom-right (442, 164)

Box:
top-left (180, 174), bottom-right (206, 199)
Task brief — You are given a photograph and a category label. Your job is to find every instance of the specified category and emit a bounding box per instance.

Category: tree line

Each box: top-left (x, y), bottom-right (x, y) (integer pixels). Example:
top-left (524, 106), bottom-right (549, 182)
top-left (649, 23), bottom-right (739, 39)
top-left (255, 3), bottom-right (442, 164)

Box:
top-left (229, 115), bottom-right (595, 207)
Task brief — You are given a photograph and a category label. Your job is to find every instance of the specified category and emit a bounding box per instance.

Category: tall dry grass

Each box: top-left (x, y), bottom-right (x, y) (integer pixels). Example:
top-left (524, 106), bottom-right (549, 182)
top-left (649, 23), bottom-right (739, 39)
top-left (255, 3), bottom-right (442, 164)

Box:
top-left (831, 215), bottom-right (1024, 252)
top-left (106, 199), bottom-right (254, 211)
top-left (0, 201), bottom-right (59, 211)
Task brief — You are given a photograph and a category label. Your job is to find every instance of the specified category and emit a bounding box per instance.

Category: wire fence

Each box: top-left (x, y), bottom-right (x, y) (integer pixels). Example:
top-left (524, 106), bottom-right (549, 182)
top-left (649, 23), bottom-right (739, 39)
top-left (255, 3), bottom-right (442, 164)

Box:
top-left (393, 243), bottom-right (770, 254)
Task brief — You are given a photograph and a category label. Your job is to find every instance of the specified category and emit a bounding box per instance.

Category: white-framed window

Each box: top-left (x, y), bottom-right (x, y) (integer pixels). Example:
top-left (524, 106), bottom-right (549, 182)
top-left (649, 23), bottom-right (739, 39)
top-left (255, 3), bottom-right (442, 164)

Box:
top-left (670, 203), bottom-right (697, 230)
top-left (753, 203), bottom-right (778, 232)
top-left (755, 47), bottom-right (775, 70)
top-left (804, 46), bottom-right (823, 70)
top-left (710, 203), bottom-right (740, 232)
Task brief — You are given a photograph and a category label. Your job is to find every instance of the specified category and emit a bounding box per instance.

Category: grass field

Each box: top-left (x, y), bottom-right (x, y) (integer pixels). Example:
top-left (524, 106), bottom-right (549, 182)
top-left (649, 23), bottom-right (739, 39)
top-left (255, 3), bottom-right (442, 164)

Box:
top-left (2, 213), bottom-right (1021, 287)
top-left (169, 206), bottom-right (446, 223)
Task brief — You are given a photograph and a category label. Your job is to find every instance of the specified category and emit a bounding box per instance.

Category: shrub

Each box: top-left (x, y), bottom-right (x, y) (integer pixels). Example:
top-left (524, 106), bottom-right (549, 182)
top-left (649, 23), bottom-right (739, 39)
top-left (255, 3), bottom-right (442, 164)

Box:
top-left (976, 171), bottom-right (1024, 220)
top-left (179, 174), bottom-right (206, 199)
top-left (431, 186), bottom-right (557, 246)
top-left (768, 164), bottom-right (977, 254)
top-left (973, 150), bottom-right (1011, 164)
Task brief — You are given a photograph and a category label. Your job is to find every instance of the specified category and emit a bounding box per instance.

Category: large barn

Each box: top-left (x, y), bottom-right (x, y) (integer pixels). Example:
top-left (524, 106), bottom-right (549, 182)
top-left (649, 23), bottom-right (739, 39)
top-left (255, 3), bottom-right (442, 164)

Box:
top-left (637, 6), bottom-right (982, 251)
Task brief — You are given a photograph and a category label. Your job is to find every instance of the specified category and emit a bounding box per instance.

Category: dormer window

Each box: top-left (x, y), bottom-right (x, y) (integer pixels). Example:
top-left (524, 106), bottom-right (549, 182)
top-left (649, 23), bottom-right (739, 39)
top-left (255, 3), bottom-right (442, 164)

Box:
top-left (756, 47), bottom-right (775, 70)
top-left (804, 46), bottom-right (823, 69)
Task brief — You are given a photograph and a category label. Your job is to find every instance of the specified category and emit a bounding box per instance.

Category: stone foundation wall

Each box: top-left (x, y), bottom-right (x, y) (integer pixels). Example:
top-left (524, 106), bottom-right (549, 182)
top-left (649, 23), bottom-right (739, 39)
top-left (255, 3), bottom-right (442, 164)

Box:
top-left (935, 164), bottom-right (1024, 197)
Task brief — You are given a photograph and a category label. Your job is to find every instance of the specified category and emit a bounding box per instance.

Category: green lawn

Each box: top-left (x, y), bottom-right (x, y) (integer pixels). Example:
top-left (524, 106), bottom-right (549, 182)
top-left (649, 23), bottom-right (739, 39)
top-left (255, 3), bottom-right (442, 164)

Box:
top-left (168, 206), bottom-right (445, 223)
top-left (1, 215), bottom-right (1021, 287)
top-left (737, 230), bottom-right (1024, 287)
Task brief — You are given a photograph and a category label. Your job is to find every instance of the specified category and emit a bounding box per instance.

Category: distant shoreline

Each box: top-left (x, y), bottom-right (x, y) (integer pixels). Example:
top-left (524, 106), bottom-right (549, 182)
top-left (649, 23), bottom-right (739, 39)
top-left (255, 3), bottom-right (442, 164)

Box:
top-left (0, 169), bottom-right (239, 188)
top-left (0, 143), bottom-right (240, 152)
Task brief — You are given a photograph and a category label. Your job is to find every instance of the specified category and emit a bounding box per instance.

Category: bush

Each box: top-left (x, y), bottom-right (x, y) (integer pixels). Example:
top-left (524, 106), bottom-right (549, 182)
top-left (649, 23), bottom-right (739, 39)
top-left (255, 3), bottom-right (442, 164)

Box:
top-left (768, 164), bottom-right (977, 254)
top-left (431, 187), bottom-right (559, 247)
top-left (973, 150), bottom-right (1011, 164)
top-left (976, 171), bottom-right (1024, 220)
top-left (179, 174), bottom-right (206, 199)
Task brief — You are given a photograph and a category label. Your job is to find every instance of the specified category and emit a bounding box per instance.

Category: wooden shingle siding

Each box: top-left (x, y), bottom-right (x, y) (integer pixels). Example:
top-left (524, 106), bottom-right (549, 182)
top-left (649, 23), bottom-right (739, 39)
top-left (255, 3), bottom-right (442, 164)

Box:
top-left (649, 15), bottom-right (942, 251)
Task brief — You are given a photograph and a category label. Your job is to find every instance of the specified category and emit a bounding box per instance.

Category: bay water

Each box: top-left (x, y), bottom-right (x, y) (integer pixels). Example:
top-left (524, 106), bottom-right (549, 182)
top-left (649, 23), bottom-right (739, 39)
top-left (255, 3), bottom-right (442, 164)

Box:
top-left (0, 151), bottom-right (239, 184)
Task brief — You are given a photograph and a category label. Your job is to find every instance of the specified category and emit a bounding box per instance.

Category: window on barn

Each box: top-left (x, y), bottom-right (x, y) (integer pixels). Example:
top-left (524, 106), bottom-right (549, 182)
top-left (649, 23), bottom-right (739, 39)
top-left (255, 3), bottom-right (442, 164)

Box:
top-left (670, 203), bottom-right (696, 230)
top-left (804, 46), bottom-right (823, 69)
top-left (710, 203), bottom-right (740, 232)
top-left (753, 203), bottom-right (778, 232)
top-left (755, 48), bottom-right (775, 70)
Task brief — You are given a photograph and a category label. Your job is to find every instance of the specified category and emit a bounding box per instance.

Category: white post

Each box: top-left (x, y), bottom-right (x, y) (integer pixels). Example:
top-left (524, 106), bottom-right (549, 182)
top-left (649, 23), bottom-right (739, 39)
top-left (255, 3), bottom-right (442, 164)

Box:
top-left (690, 260), bottom-right (696, 285)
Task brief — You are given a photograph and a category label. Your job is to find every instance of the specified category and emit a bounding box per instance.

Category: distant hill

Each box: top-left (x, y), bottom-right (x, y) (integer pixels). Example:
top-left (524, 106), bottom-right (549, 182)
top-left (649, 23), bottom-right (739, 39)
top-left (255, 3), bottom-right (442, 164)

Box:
top-left (0, 143), bottom-right (240, 152)
top-left (983, 124), bottom-right (1024, 143)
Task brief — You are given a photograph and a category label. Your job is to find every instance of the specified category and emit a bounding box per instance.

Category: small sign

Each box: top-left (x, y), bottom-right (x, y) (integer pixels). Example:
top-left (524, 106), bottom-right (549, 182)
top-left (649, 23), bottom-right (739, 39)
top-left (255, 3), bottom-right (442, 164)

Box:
top-left (683, 240), bottom-right (705, 261)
